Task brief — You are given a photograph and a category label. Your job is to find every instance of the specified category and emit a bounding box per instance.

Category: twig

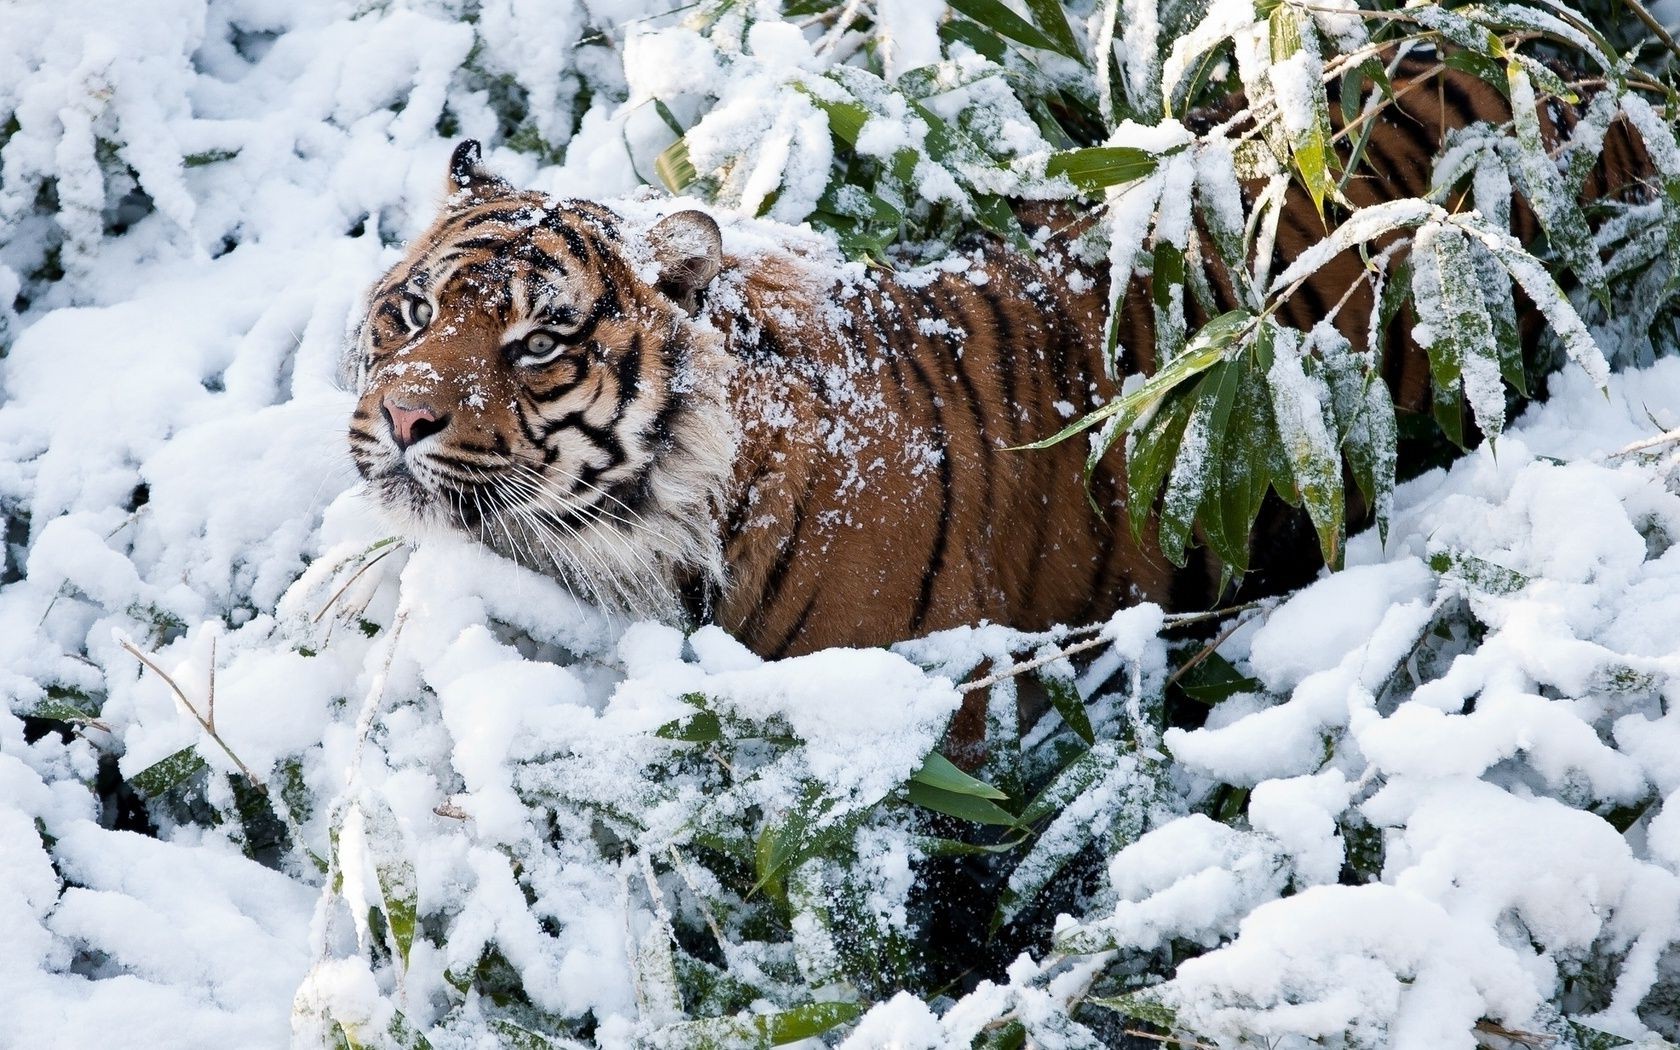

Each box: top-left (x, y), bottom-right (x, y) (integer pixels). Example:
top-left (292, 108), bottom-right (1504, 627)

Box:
top-left (207, 633), bottom-right (217, 733)
top-left (1609, 425), bottom-right (1680, 458)
top-left (1473, 1019), bottom-right (1557, 1048)
top-left (959, 633), bottom-right (1119, 694)
top-left (1622, 0), bottom-right (1680, 64)
top-left (120, 637), bottom-right (266, 791)
top-left (1162, 610), bottom-right (1259, 690)
top-left (958, 600), bottom-right (1274, 694)
top-left (434, 801), bottom-right (469, 820)
top-left (667, 846), bottom-right (732, 962)
top-left (313, 541), bottom-right (400, 623)
top-left (1123, 1029), bottom-right (1220, 1050)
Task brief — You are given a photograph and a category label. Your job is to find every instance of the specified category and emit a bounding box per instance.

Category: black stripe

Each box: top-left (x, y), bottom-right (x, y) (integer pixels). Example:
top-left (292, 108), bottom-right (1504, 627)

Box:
top-left (899, 347), bottom-right (954, 634)
top-left (615, 332), bottom-right (643, 409)
top-left (766, 595), bottom-right (819, 660)
top-left (751, 469), bottom-right (820, 632)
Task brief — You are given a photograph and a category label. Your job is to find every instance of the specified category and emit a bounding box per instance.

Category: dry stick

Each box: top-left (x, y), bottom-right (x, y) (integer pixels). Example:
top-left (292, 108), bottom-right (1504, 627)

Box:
top-left (207, 633), bottom-right (218, 733)
top-left (666, 846), bottom-right (732, 963)
top-left (1122, 1029), bottom-right (1220, 1050)
top-left (120, 637), bottom-right (266, 791)
top-left (959, 601), bottom-right (1274, 696)
top-left (1610, 425), bottom-right (1680, 458)
top-left (313, 541), bottom-right (401, 624)
top-left (1623, 0), bottom-right (1680, 64)
top-left (1162, 609), bottom-right (1257, 690)
top-left (958, 633), bottom-right (1121, 695)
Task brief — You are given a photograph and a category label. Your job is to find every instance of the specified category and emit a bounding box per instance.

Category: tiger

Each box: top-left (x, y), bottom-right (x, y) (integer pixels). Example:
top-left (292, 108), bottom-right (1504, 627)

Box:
top-left (344, 48), bottom-right (1655, 660)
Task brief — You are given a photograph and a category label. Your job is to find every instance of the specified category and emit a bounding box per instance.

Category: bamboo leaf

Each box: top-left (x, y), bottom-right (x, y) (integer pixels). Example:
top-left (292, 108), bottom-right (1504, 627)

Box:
top-left (947, 0), bottom-right (1082, 59)
top-left (1268, 5), bottom-right (1333, 213)
top-left (129, 745), bottom-right (209, 798)
top-left (1045, 145), bottom-right (1165, 192)
top-left (911, 752), bottom-right (1009, 800)
top-left (1015, 309), bottom-right (1252, 452)
top-left (906, 782), bottom-right (1021, 826)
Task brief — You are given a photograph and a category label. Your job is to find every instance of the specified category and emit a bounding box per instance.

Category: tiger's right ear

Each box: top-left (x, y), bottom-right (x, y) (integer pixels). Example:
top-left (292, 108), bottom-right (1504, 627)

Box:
top-left (649, 210), bottom-right (723, 314)
top-left (445, 140), bottom-right (511, 200)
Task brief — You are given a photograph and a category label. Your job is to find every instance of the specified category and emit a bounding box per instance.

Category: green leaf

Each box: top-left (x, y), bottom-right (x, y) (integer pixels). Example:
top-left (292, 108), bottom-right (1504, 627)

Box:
top-left (656, 137), bottom-right (697, 194)
top-left (27, 686), bottom-right (101, 726)
top-left (807, 94), bottom-right (871, 147)
top-left (946, 0), bottom-right (1082, 59)
top-left (653, 1001), bottom-right (864, 1048)
top-left (1506, 62), bottom-right (1608, 307)
top-left (1214, 354), bottom-right (1280, 573)
top-left (1018, 742), bottom-right (1120, 826)
top-left (1175, 650), bottom-right (1261, 704)
top-left (657, 694), bottom-right (724, 742)
top-left (1157, 361), bottom-right (1239, 567)
top-left (1268, 5), bottom-right (1333, 213)
top-left (1124, 385), bottom-right (1198, 550)
top-left (971, 192), bottom-right (1033, 253)
top-left (938, 18), bottom-right (1007, 62)
top-left (1151, 240), bottom-right (1188, 365)
top-left (1087, 993), bottom-right (1179, 1028)
top-left (974, 1022), bottom-right (1027, 1049)
top-left (1428, 548), bottom-right (1530, 595)
top-left (1045, 146), bottom-right (1165, 193)
top-left (129, 746), bottom-right (209, 798)
top-left (911, 752), bottom-right (1010, 800)
top-left (1017, 309), bottom-right (1253, 453)
top-left (753, 786), bottom-right (841, 897)
top-left (1040, 671), bottom-right (1094, 745)
top-left (1020, 0), bottom-right (1082, 60)
top-left (1266, 326), bottom-right (1345, 567)
top-left (907, 782), bottom-right (1021, 826)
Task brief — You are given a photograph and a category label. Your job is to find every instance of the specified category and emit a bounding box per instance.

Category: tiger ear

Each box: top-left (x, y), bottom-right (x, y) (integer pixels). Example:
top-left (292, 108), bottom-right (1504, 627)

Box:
top-left (649, 210), bottom-right (723, 314)
top-left (445, 140), bottom-right (511, 200)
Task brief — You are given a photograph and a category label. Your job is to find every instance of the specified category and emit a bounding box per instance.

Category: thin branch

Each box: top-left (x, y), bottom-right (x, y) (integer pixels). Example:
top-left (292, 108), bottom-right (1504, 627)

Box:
top-left (1623, 0), bottom-right (1680, 64)
top-left (313, 540), bottom-right (400, 623)
top-left (957, 601), bottom-right (1274, 694)
top-left (120, 637), bottom-right (266, 791)
top-left (1163, 609), bottom-right (1257, 690)
top-left (207, 633), bottom-right (218, 733)
top-left (1609, 425), bottom-right (1680, 458)
top-left (1122, 1029), bottom-right (1220, 1050)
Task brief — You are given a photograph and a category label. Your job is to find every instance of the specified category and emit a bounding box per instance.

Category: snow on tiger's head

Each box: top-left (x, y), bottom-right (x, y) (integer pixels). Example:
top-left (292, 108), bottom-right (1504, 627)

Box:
top-left (345, 141), bottom-right (736, 615)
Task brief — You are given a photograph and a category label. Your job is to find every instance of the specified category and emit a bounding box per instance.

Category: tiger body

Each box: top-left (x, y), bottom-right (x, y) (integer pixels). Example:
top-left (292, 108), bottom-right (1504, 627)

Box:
top-left (346, 50), bottom-right (1653, 658)
top-left (347, 146), bottom-right (1167, 657)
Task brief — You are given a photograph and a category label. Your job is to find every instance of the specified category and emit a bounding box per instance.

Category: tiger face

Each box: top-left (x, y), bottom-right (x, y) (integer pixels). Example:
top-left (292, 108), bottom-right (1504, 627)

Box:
top-left (346, 141), bottom-right (736, 615)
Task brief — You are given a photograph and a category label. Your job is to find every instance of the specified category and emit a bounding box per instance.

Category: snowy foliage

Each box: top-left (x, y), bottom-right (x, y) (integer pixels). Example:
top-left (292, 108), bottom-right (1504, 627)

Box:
top-left (5, 0), bottom-right (1680, 1048)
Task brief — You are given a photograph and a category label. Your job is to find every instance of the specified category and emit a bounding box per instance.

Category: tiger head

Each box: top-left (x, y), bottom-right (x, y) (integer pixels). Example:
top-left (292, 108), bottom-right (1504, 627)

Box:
top-left (345, 141), bottom-right (737, 615)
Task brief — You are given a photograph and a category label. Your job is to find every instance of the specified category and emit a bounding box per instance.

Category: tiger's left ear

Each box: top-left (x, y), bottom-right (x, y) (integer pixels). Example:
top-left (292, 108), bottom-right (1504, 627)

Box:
top-left (649, 210), bottom-right (723, 314)
top-left (446, 140), bottom-right (511, 200)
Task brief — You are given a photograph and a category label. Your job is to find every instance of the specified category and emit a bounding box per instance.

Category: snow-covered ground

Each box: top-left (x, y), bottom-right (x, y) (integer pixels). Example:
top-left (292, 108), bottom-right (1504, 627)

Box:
top-left (4, 1), bottom-right (1680, 1047)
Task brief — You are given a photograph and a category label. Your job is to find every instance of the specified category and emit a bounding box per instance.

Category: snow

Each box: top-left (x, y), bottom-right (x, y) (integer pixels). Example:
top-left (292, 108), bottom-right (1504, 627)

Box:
top-left (4, 1), bottom-right (1680, 1048)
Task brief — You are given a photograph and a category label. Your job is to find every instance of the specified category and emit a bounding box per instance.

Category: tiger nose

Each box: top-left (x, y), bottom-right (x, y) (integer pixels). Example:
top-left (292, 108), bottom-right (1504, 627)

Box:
top-left (382, 398), bottom-right (450, 450)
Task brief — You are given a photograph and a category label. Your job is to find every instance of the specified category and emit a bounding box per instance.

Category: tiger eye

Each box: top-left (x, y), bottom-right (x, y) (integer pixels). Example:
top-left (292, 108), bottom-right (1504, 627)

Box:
top-left (525, 331), bottom-right (558, 356)
top-left (408, 296), bottom-right (433, 328)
